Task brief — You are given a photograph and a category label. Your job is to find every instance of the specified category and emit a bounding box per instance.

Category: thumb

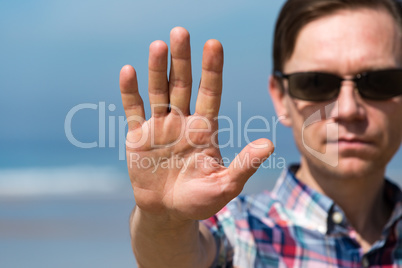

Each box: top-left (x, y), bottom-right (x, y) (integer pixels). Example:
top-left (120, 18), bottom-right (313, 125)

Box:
top-left (228, 138), bottom-right (274, 189)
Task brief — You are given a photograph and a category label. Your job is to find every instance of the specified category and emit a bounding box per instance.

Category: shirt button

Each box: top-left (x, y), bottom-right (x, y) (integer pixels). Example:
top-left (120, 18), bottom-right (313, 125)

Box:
top-left (332, 211), bottom-right (343, 224)
top-left (362, 257), bottom-right (369, 268)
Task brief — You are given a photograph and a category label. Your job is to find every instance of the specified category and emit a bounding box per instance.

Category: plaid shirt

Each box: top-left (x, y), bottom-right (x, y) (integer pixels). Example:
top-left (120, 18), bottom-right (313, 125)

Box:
top-left (203, 165), bottom-right (402, 268)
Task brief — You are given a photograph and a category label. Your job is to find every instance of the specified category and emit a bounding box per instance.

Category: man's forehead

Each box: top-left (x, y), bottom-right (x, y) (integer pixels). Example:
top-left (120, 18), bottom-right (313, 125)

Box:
top-left (285, 8), bottom-right (401, 73)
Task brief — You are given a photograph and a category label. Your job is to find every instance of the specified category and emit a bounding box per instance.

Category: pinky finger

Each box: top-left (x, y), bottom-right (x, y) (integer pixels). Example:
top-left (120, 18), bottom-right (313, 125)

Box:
top-left (119, 65), bottom-right (146, 130)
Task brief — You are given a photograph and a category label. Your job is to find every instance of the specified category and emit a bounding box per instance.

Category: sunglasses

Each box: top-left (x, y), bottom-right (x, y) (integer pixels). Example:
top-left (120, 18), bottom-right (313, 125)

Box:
top-left (274, 69), bottom-right (402, 102)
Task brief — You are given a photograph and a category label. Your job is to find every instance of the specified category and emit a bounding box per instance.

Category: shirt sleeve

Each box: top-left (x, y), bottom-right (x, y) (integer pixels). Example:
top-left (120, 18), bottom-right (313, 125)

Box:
top-left (202, 209), bottom-right (234, 268)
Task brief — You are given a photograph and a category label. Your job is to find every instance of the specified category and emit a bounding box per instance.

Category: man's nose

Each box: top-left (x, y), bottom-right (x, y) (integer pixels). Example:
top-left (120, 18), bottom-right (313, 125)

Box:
top-left (330, 80), bottom-right (366, 121)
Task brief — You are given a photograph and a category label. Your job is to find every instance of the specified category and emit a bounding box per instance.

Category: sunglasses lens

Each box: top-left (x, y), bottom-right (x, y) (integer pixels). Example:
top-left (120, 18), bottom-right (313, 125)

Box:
top-left (358, 69), bottom-right (402, 100)
top-left (288, 73), bottom-right (341, 101)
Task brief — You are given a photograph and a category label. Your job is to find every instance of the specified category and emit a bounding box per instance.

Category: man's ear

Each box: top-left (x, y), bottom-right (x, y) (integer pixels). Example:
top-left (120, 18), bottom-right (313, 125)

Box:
top-left (269, 75), bottom-right (292, 127)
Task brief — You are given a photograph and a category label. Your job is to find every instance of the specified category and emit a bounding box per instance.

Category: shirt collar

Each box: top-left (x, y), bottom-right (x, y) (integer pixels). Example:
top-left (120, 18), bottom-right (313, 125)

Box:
top-left (382, 179), bottom-right (402, 230)
top-left (271, 164), bottom-right (402, 236)
top-left (271, 164), bottom-right (334, 234)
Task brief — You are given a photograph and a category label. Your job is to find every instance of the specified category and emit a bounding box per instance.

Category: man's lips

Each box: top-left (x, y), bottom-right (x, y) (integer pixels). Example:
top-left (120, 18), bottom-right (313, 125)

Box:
top-left (338, 137), bottom-right (371, 143)
top-left (327, 137), bottom-right (374, 150)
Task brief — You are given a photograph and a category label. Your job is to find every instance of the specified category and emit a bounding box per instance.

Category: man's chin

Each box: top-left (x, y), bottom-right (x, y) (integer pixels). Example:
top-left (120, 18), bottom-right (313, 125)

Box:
top-left (325, 157), bottom-right (383, 180)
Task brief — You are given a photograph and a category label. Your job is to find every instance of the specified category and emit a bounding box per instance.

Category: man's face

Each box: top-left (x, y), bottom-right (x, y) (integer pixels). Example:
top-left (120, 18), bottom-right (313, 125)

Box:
top-left (281, 8), bottom-right (402, 178)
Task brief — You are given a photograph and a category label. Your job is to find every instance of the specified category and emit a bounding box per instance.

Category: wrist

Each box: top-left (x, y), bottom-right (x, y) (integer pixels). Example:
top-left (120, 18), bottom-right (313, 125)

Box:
top-left (131, 206), bottom-right (210, 267)
top-left (131, 205), bottom-right (197, 233)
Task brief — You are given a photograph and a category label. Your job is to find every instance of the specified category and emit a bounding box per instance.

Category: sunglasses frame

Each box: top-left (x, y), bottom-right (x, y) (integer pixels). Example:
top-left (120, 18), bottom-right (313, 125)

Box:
top-left (274, 69), bottom-right (402, 102)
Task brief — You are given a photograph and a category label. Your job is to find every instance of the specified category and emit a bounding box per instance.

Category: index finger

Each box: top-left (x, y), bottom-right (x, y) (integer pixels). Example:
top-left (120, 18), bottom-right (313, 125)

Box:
top-left (195, 40), bottom-right (224, 118)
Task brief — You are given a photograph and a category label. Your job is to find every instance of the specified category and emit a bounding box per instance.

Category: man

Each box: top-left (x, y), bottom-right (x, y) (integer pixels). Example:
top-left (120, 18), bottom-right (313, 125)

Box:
top-left (119, 0), bottom-right (402, 267)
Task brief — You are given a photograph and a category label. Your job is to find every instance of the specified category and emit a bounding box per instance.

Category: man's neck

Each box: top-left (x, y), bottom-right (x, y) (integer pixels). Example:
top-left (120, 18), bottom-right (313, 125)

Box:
top-left (296, 159), bottom-right (392, 252)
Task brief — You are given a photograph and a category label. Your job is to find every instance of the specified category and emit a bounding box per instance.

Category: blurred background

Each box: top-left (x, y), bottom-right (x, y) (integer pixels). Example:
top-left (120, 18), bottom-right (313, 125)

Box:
top-left (0, 0), bottom-right (401, 267)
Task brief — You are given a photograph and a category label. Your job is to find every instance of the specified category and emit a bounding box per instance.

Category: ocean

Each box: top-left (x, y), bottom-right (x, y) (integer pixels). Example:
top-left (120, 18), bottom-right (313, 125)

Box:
top-left (0, 141), bottom-right (401, 267)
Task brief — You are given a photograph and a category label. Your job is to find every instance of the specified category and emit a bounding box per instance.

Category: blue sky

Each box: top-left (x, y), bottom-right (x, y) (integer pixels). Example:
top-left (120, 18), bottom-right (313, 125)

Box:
top-left (0, 0), bottom-right (400, 173)
top-left (1, 0), bottom-right (298, 168)
top-left (0, 0), bottom-right (284, 141)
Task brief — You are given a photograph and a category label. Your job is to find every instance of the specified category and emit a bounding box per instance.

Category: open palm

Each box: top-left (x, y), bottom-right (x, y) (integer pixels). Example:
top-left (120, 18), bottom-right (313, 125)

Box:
top-left (120, 27), bottom-right (273, 222)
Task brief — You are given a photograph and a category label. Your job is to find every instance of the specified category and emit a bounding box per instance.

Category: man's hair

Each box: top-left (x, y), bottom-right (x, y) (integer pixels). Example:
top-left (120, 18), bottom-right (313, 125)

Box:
top-left (273, 0), bottom-right (402, 72)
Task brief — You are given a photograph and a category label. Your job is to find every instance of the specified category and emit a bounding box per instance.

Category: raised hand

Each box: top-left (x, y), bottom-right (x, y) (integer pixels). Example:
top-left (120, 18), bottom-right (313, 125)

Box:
top-left (120, 27), bottom-right (273, 223)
